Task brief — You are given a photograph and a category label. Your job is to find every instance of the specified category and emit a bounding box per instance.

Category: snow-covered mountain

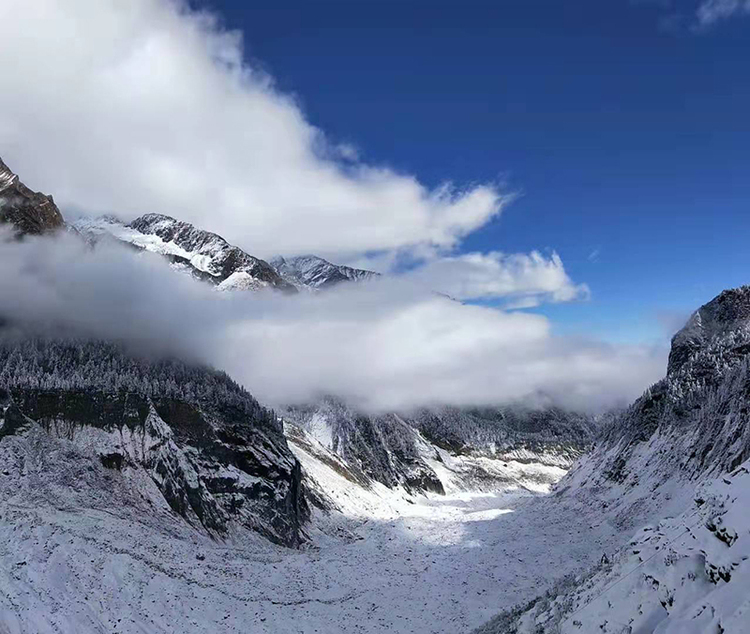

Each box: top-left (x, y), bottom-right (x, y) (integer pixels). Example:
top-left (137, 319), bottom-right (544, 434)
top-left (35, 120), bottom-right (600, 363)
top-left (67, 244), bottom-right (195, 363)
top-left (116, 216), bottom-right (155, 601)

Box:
top-left (75, 214), bottom-right (296, 292)
top-left (283, 398), bottom-right (594, 496)
top-left (0, 158), bottom-right (647, 633)
top-left (271, 255), bottom-right (378, 291)
top-left (0, 156), bottom-right (65, 236)
top-left (75, 215), bottom-right (377, 293)
top-left (476, 287), bottom-right (750, 633)
top-left (0, 337), bottom-right (309, 547)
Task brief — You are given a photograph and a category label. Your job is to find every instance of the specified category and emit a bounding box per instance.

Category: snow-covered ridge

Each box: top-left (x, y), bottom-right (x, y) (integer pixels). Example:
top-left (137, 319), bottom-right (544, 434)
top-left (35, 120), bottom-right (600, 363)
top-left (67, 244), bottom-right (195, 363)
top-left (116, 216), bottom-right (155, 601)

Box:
top-left (271, 254), bottom-right (379, 291)
top-left (74, 214), bottom-right (378, 294)
top-left (74, 214), bottom-right (295, 292)
top-left (477, 459), bottom-right (750, 634)
top-left (476, 285), bottom-right (750, 633)
top-left (282, 398), bottom-right (594, 496)
top-left (0, 337), bottom-right (308, 547)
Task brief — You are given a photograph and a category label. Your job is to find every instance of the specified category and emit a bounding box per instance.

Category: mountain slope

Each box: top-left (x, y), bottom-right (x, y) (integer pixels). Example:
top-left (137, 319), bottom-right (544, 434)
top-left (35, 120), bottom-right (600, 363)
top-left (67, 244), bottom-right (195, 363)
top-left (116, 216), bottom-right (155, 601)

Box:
top-left (0, 337), bottom-right (309, 547)
top-left (283, 398), bottom-right (594, 496)
top-left (0, 156), bottom-right (64, 237)
top-left (476, 286), bottom-right (750, 633)
top-left (75, 214), bottom-right (296, 292)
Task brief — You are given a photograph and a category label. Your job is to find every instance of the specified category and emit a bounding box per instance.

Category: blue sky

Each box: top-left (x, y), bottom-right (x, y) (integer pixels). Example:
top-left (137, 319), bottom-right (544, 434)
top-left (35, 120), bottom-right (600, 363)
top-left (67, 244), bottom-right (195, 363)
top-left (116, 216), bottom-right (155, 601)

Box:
top-left (206, 0), bottom-right (750, 344)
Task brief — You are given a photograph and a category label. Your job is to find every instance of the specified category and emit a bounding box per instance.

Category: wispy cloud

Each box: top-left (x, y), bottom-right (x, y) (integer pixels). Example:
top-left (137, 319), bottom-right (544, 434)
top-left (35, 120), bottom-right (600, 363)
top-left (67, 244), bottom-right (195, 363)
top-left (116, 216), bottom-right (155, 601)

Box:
top-left (635, 0), bottom-right (750, 30)
top-left (403, 251), bottom-right (590, 306)
top-left (695, 0), bottom-right (750, 26)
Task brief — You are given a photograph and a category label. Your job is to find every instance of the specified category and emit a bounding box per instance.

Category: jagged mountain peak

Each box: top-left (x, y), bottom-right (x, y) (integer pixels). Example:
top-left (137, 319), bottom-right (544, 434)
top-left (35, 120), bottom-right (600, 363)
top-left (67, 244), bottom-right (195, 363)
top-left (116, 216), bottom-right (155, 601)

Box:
top-left (0, 156), bottom-right (65, 237)
top-left (75, 213), bottom-right (378, 293)
top-left (480, 288), bottom-right (750, 632)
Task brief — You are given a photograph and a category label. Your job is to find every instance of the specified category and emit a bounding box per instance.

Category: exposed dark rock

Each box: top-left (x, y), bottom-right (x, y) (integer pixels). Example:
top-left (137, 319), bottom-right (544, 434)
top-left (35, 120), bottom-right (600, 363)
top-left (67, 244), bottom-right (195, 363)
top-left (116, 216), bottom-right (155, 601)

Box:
top-left (126, 213), bottom-right (296, 292)
top-left (0, 156), bottom-right (65, 237)
top-left (284, 398), bottom-right (594, 495)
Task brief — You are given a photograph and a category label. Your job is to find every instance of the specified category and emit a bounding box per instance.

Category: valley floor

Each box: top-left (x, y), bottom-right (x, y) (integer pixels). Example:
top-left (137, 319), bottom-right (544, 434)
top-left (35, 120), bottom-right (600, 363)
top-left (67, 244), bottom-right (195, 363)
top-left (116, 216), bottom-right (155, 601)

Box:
top-left (0, 476), bottom-right (622, 634)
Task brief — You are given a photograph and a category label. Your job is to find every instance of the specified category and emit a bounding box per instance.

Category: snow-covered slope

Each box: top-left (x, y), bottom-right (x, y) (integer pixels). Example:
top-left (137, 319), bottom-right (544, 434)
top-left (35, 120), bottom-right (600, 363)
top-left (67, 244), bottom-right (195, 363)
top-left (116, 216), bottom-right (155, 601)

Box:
top-left (476, 459), bottom-right (750, 634)
top-left (74, 214), bottom-right (295, 292)
top-left (74, 215), bottom-right (377, 294)
top-left (476, 286), bottom-right (750, 633)
top-left (271, 255), bottom-right (378, 291)
top-left (283, 398), bottom-right (594, 496)
top-left (0, 337), bottom-right (309, 547)
top-left (0, 156), bottom-right (65, 237)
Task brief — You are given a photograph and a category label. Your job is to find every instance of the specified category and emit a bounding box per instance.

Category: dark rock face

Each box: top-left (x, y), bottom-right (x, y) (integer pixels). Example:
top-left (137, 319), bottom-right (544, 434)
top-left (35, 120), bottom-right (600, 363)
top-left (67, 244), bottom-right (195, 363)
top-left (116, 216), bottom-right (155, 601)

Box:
top-left (127, 213), bottom-right (296, 292)
top-left (285, 399), bottom-right (445, 494)
top-left (271, 255), bottom-right (379, 291)
top-left (0, 339), bottom-right (309, 547)
top-left (0, 156), bottom-right (65, 237)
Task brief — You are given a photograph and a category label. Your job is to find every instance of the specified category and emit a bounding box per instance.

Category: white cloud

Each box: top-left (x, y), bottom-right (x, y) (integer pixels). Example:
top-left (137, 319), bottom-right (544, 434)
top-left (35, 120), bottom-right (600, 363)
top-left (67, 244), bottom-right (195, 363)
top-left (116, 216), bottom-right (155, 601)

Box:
top-left (696, 0), bottom-right (750, 25)
top-left (0, 0), bottom-right (506, 260)
top-left (0, 1), bottom-right (666, 413)
top-left (402, 251), bottom-right (590, 305)
top-left (0, 236), bottom-right (666, 414)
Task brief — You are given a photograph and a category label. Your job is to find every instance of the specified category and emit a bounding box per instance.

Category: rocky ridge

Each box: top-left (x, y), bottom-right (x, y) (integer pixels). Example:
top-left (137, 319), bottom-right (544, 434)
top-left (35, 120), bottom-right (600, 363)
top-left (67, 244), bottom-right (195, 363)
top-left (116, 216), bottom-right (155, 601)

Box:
top-left (0, 156), bottom-right (64, 236)
top-left (75, 214), bottom-right (296, 292)
top-left (283, 398), bottom-right (595, 497)
top-left (477, 286), bottom-right (750, 633)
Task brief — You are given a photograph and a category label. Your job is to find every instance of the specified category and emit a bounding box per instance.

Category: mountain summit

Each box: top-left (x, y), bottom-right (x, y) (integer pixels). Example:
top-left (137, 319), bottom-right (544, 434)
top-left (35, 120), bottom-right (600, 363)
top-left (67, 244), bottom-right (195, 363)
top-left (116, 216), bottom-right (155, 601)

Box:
top-left (0, 156), bottom-right (64, 236)
top-left (271, 255), bottom-right (378, 291)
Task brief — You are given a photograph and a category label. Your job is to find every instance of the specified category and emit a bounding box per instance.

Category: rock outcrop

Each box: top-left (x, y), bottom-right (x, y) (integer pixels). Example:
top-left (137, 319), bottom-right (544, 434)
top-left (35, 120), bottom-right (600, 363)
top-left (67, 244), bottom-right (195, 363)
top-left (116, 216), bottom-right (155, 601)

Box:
top-left (0, 156), bottom-right (65, 236)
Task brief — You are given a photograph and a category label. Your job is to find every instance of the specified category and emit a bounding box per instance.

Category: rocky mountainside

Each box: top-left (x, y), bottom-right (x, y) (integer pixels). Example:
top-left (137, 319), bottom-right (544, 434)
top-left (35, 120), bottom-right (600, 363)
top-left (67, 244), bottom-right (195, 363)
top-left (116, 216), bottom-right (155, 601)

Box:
top-left (0, 156), bottom-right (64, 236)
top-left (477, 287), bottom-right (750, 633)
top-left (75, 214), bottom-right (377, 293)
top-left (283, 398), bottom-right (594, 497)
top-left (271, 255), bottom-right (378, 291)
top-left (0, 337), bottom-right (309, 547)
top-left (75, 214), bottom-right (296, 292)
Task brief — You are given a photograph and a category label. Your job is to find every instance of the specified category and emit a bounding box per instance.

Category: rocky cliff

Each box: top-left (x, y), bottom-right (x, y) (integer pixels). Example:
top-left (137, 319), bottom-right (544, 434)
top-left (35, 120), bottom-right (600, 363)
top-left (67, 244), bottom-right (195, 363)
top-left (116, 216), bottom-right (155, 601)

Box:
top-left (0, 156), bottom-right (65, 236)
top-left (0, 337), bottom-right (309, 547)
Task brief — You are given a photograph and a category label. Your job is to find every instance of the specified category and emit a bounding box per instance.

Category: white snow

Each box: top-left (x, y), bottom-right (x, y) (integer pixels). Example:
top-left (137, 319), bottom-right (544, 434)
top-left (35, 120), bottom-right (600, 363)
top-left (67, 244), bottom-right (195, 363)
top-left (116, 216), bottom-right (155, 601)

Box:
top-left (495, 459), bottom-right (750, 633)
top-left (0, 422), bottom-right (617, 634)
top-left (217, 271), bottom-right (268, 291)
top-left (0, 164), bottom-right (17, 193)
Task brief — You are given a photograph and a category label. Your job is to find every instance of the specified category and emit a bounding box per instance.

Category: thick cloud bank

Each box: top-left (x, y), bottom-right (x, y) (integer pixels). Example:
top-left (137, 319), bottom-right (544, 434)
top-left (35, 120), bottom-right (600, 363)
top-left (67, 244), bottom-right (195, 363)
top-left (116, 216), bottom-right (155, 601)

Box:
top-left (0, 0), bottom-right (505, 261)
top-left (0, 236), bottom-right (666, 413)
